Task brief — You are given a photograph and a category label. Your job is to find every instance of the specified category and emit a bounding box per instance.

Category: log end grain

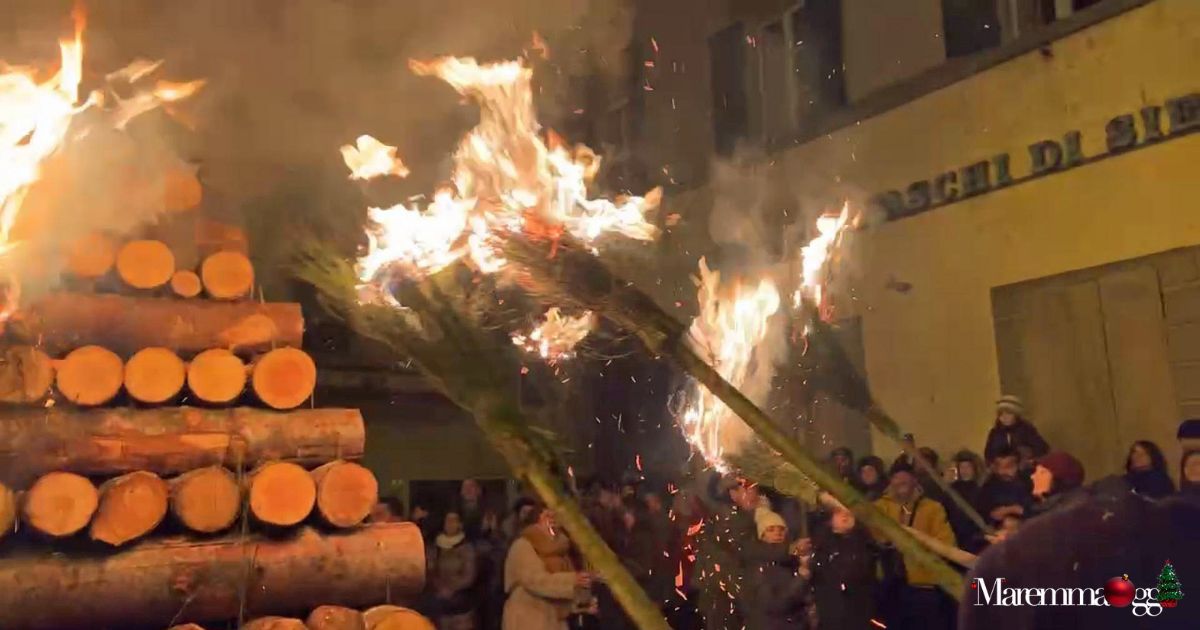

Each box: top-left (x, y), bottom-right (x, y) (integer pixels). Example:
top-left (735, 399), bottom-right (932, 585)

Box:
top-left (241, 617), bottom-right (307, 630)
top-left (186, 348), bottom-right (247, 404)
top-left (168, 625), bottom-right (207, 630)
top-left (170, 465), bottom-right (240, 534)
top-left (249, 461), bottom-right (316, 527)
top-left (65, 232), bottom-right (117, 279)
top-left (116, 240), bottom-right (176, 290)
top-left (251, 348), bottom-right (316, 410)
top-left (55, 345), bottom-right (124, 406)
top-left (91, 470), bottom-right (169, 546)
top-left (170, 270), bottom-right (203, 298)
top-left (0, 482), bottom-right (15, 542)
top-left (364, 607), bottom-right (434, 630)
top-left (201, 251), bottom-right (255, 300)
top-left (0, 345), bottom-right (55, 404)
top-left (306, 605), bottom-right (366, 630)
top-left (23, 471), bottom-right (98, 537)
top-left (312, 461), bottom-right (378, 528)
top-left (124, 347), bottom-right (186, 404)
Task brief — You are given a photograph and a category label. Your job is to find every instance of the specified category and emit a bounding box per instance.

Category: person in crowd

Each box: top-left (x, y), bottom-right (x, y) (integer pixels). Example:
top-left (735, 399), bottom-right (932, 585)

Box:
top-left (1179, 419), bottom-right (1200, 498)
top-left (983, 395), bottom-right (1050, 464)
top-left (830, 447), bottom-right (856, 485)
top-left (693, 474), bottom-right (761, 630)
top-left (947, 450), bottom-right (986, 552)
top-left (1029, 451), bottom-right (1086, 517)
top-left (873, 462), bottom-right (957, 630)
top-left (745, 507), bottom-right (810, 630)
top-left (502, 504), bottom-right (593, 630)
top-left (475, 508), bottom-right (509, 630)
top-left (370, 496), bottom-right (405, 523)
top-left (809, 500), bottom-right (876, 630)
top-left (640, 492), bottom-right (675, 606)
top-left (855, 455), bottom-right (889, 500)
top-left (914, 447), bottom-right (950, 506)
top-left (427, 511), bottom-right (479, 630)
top-left (1123, 440), bottom-right (1175, 499)
top-left (975, 447), bottom-right (1032, 526)
top-left (411, 501), bottom-right (438, 542)
top-left (503, 497), bottom-right (538, 541)
top-left (458, 479), bottom-right (487, 540)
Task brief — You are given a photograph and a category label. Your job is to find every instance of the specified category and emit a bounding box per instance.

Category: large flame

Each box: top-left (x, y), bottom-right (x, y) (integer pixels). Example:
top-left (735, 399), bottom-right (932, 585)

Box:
top-left (680, 258), bottom-right (781, 469)
top-left (511, 307), bottom-right (595, 364)
top-left (793, 201), bottom-right (850, 323)
top-left (0, 10), bottom-right (203, 322)
top-left (348, 57), bottom-right (660, 289)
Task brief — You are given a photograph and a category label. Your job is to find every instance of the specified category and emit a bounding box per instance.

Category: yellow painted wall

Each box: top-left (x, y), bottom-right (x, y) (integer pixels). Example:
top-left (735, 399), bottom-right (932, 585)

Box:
top-left (841, 0), bottom-right (947, 101)
top-left (767, 0), bottom-right (1200, 467)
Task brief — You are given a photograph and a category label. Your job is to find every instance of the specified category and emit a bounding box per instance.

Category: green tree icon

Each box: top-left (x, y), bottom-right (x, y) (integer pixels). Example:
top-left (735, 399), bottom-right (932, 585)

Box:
top-left (1157, 561), bottom-right (1183, 608)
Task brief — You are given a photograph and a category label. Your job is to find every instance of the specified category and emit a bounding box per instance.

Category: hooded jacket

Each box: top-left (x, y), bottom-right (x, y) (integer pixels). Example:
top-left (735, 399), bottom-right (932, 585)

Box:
top-left (984, 418), bottom-right (1050, 463)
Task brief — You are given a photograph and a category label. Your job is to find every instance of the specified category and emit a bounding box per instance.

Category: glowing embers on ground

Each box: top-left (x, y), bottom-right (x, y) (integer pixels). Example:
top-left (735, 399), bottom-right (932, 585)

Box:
top-left (680, 258), bottom-right (782, 470)
top-left (511, 307), bottom-right (596, 364)
top-left (0, 9), bottom-right (203, 323)
top-left (345, 56), bottom-right (660, 289)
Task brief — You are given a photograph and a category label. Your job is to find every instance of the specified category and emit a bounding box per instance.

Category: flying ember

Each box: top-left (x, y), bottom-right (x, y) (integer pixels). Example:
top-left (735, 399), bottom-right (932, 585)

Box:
top-left (511, 307), bottom-right (596, 363)
top-left (680, 258), bottom-right (781, 470)
top-left (346, 56), bottom-right (661, 290)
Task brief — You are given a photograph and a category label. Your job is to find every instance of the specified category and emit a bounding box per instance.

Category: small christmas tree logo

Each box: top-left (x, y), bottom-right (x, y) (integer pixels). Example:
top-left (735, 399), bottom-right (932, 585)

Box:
top-left (1156, 560), bottom-right (1183, 608)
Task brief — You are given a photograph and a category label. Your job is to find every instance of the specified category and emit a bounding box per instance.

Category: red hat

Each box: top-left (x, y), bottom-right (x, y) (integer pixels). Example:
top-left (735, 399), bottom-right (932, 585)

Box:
top-left (1037, 451), bottom-right (1085, 492)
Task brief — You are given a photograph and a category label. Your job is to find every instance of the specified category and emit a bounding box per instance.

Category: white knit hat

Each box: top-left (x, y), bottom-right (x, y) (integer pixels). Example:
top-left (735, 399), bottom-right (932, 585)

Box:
top-left (996, 394), bottom-right (1025, 416)
top-left (754, 507), bottom-right (787, 539)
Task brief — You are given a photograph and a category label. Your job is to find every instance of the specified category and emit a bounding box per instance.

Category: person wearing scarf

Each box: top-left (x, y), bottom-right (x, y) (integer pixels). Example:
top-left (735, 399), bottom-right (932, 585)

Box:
top-left (502, 505), bottom-right (591, 630)
top-left (427, 511), bottom-right (479, 630)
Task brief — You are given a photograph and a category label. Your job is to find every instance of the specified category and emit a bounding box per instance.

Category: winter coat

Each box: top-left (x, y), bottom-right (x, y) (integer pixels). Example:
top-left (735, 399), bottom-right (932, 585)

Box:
top-left (872, 490), bottom-right (956, 588)
top-left (811, 525), bottom-right (876, 630)
top-left (692, 503), bottom-right (757, 630)
top-left (501, 536), bottom-right (577, 630)
top-left (428, 535), bottom-right (479, 620)
top-left (1125, 468), bottom-right (1176, 499)
top-left (961, 492), bottom-right (1200, 630)
top-left (974, 476), bottom-right (1032, 524)
top-left (983, 418), bottom-right (1049, 463)
top-left (745, 542), bottom-right (810, 630)
top-left (947, 479), bottom-right (985, 552)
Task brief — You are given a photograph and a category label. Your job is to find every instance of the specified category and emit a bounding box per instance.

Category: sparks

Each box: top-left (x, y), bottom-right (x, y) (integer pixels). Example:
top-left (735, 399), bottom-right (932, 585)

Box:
top-left (510, 307), bottom-right (595, 363)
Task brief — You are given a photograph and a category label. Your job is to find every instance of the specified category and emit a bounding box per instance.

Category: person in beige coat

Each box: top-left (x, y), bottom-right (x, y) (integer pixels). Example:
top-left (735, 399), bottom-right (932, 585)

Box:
top-left (502, 505), bottom-right (592, 630)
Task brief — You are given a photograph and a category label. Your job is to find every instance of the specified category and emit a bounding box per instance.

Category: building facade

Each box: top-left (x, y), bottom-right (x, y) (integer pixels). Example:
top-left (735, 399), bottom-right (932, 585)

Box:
top-left (616, 0), bottom-right (1199, 478)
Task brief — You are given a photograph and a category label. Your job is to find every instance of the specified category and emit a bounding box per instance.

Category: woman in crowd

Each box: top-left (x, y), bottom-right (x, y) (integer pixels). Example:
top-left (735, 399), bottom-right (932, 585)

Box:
top-left (983, 395), bottom-right (1050, 464)
top-left (948, 450), bottom-right (986, 552)
top-left (746, 507), bottom-right (811, 630)
top-left (502, 504), bottom-right (593, 630)
top-left (1029, 451), bottom-right (1086, 516)
top-left (1123, 440), bottom-right (1175, 499)
top-left (1181, 449), bottom-right (1200, 497)
top-left (810, 502), bottom-right (875, 630)
top-left (855, 455), bottom-right (889, 501)
top-left (427, 511), bottom-right (480, 630)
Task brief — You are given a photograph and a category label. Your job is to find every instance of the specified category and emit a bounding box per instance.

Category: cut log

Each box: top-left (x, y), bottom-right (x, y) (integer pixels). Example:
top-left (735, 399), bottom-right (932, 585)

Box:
top-left (365, 607), bottom-right (434, 630)
top-left (196, 217), bottom-right (249, 255)
top-left (125, 347), bottom-right (187, 404)
top-left (164, 165), bottom-right (203, 212)
top-left (55, 345), bottom-right (124, 406)
top-left (242, 617), bottom-right (306, 630)
top-left (18, 293), bottom-right (304, 356)
top-left (116, 239), bottom-right (176, 289)
top-left (22, 471), bottom-right (98, 537)
top-left (251, 348), bottom-right (317, 410)
top-left (171, 270), bottom-right (203, 298)
top-left (187, 348), bottom-right (247, 404)
top-left (0, 524), bottom-right (424, 630)
top-left (0, 481), bottom-right (15, 541)
top-left (248, 461), bottom-right (316, 527)
top-left (90, 470), bottom-right (169, 546)
top-left (306, 605), bottom-right (366, 630)
top-left (201, 251), bottom-right (255, 300)
top-left (312, 461), bottom-right (378, 528)
top-left (65, 232), bottom-right (117, 279)
top-left (0, 406), bottom-right (365, 485)
top-left (0, 345), bottom-right (55, 403)
top-left (170, 465), bottom-right (240, 534)
top-left (168, 625), bottom-right (207, 630)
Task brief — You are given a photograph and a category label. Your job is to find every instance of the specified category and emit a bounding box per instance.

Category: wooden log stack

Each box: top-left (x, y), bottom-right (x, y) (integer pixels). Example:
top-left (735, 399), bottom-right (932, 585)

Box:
top-left (0, 214), bottom-right (420, 629)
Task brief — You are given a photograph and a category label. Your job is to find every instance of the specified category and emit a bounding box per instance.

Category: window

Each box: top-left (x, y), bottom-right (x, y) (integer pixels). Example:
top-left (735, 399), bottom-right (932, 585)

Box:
top-left (788, 0), bottom-right (846, 137)
top-left (997, 0), bottom-right (1119, 41)
top-left (709, 22), bottom-right (749, 156)
top-left (942, 0), bottom-right (1003, 57)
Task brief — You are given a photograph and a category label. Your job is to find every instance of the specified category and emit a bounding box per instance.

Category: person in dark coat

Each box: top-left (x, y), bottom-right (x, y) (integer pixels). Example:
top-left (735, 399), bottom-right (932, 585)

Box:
top-left (1181, 450), bottom-right (1200, 497)
top-left (961, 487), bottom-right (1200, 630)
top-left (1029, 451), bottom-right (1086, 518)
top-left (1123, 440), bottom-right (1175, 499)
top-left (830, 447), bottom-right (856, 485)
top-left (975, 447), bottom-right (1032, 526)
top-left (983, 395), bottom-right (1050, 464)
top-left (746, 508), bottom-right (810, 630)
top-left (809, 503), bottom-right (876, 630)
top-left (947, 450), bottom-right (986, 553)
top-left (855, 455), bottom-right (889, 501)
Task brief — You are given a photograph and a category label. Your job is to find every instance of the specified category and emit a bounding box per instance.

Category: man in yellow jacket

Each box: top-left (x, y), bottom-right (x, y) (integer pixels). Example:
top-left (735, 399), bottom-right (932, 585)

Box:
top-left (873, 462), bottom-right (957, 630)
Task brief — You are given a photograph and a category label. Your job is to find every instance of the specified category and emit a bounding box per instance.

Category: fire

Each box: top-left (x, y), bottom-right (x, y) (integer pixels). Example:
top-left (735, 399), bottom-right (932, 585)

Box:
top-left (511, 307), bottom-right (595, 363)
top-left (0, 9), bottom-right (202, 322)
top-left (680, 258), bottom-right (781, 469)
top-left (348, 56), bottom-right (660, 289)
top-left (793, 201), bottom-right (850, 323)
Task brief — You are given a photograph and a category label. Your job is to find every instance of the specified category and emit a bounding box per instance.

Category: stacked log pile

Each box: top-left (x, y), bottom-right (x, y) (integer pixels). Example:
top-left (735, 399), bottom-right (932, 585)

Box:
top-left (0, 215), bottom-right (423, 628)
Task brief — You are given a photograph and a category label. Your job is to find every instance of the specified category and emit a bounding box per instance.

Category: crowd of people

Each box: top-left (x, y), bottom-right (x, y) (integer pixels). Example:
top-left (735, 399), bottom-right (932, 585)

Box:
top-left (375, 396), bottom-right (1200, 630)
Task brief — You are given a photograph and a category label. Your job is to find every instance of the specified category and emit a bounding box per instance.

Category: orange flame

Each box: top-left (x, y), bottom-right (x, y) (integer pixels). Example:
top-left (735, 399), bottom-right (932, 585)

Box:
top-left (511, 307), bottom-right (595, 363)
top-left (680, 258), bottom-right (781, 469)
top-left (793, 201), bottom-right (850, 325)
top-left (341, 134), bottom-right (410, 180)
top-left (348, 56), bottom-right (660, 290)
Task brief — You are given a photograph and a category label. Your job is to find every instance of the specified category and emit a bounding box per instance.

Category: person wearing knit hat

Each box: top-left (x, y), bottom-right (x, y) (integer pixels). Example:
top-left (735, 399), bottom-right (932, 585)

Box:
top-left (746, 507), bottom-right (811, 630)
top-left (1029, 451), bottom-right (1086, 519)
top-left (755, 506), bottom-right (788, 542)
top-left (983, 394), bottom-right (1050, 465)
